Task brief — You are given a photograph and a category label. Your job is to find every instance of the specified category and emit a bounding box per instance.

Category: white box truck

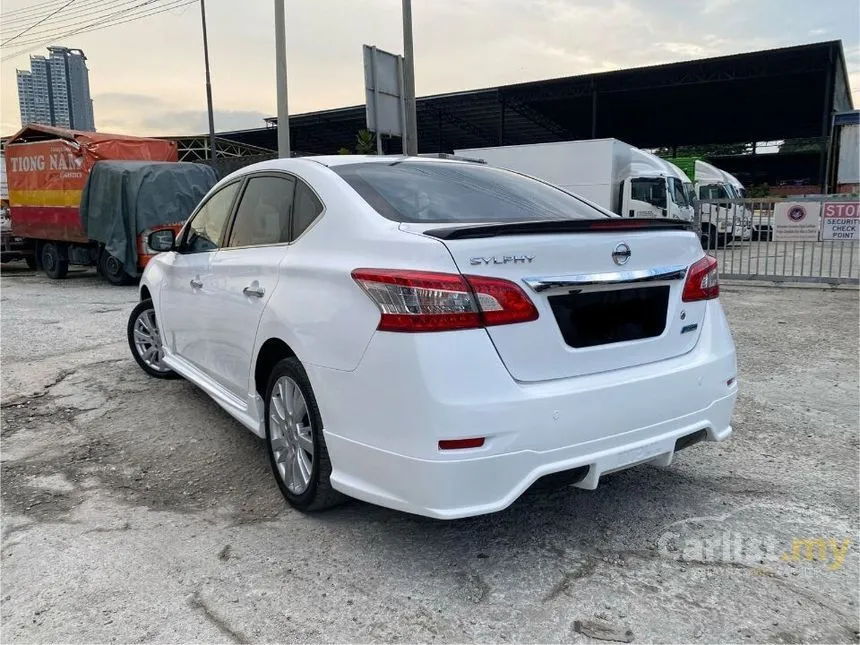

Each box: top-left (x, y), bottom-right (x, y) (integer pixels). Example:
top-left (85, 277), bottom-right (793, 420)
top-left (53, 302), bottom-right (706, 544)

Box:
top-left (671, 157), bottom-right (755, 245)
top-left (455, 138), bottom-right (695, 222)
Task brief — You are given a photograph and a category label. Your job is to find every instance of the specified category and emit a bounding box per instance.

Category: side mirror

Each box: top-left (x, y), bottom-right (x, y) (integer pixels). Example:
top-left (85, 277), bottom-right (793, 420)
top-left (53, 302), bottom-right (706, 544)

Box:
top-left (148, 229), bottom-right (176, 252)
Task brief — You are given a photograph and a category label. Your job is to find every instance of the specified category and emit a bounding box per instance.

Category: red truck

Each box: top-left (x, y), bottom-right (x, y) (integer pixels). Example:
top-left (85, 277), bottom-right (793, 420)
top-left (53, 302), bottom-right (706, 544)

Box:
top-left (4, 124), bottom-right (188, 283)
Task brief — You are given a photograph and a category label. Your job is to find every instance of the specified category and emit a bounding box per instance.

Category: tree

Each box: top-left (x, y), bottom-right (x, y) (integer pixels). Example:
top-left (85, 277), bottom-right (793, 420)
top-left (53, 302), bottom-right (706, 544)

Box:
top-left (336, 129), bottom-right (377, 155)
top-left (746, 183), bottom-right (770, 198)
top-left (654, 143), bottom-right (751, 158)
top-left (355, 129), bottom-right (376, 154)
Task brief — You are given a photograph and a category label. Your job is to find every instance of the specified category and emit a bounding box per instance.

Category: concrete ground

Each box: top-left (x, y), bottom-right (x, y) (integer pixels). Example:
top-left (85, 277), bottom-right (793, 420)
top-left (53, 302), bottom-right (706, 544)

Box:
top-left (1, 264), bottom-right (858, 644)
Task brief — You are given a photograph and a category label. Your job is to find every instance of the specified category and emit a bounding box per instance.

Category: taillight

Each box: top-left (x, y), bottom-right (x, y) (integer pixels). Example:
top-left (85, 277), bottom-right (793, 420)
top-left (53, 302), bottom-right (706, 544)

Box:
top-left (351, 269), bottom-right (538, 332)
top-left (682, 256), bottom-right (719, 302)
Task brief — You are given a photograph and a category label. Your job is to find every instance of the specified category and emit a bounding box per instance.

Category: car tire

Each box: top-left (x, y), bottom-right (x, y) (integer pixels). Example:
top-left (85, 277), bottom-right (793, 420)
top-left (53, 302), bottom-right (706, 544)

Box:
top-left (127, 299), bottom-right (179, 379)
top-left (41, 242), bottom-right (68, 279)
top-left (100, 250), bottom-right (133, 286)
top-left (265, 357), bottom-right (344, 512)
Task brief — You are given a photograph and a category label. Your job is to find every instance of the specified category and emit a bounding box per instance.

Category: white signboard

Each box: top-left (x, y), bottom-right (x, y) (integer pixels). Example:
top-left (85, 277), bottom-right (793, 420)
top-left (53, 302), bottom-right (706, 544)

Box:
top-left (773, 202), bottom-right (821, 242)
top-left (363, 45), bottom-right (405, 139)
top-left (822, 202), bottom-right (860, 241)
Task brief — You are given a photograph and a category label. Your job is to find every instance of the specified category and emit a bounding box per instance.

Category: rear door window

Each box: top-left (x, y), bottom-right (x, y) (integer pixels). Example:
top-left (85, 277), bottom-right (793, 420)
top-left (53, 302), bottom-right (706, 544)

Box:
top-left (332, 161), bottom-right (606, 223)
top-left (226, 175), bottom-right (296, 248)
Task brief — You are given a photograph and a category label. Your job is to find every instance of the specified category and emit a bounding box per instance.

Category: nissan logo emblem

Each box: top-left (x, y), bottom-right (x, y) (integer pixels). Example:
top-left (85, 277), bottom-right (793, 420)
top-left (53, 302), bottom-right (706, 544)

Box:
top-left (612, 243), bottom-right (631, 266)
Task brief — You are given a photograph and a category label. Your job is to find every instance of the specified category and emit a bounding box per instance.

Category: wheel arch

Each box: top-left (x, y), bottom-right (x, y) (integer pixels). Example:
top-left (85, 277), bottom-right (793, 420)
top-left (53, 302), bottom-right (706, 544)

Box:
top-left (254, 337), bottom-right (297, 398)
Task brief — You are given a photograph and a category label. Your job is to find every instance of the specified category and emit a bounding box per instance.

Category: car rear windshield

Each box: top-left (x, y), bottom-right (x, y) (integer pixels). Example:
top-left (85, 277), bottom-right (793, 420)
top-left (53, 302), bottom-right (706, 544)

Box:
top-left (332, 161), bottom-right (608, 223)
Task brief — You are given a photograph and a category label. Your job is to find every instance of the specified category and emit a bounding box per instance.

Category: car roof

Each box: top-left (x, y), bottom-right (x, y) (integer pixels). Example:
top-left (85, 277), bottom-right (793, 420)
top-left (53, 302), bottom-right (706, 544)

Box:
top-left (234, 154), bottom-right (475, 174)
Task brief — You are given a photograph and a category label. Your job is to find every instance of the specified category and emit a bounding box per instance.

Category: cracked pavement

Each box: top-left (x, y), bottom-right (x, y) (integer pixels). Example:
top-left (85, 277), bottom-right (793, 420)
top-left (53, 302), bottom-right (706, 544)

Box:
top-left (1, 265), bottom-right (858, 643)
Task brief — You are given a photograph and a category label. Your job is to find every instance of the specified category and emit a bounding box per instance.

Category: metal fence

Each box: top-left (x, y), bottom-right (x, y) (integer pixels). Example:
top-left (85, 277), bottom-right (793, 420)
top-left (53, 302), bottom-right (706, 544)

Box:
top-left (197, 150), bottom-right (318, 179)
top-left (696, 196), bottom-right (859, 285)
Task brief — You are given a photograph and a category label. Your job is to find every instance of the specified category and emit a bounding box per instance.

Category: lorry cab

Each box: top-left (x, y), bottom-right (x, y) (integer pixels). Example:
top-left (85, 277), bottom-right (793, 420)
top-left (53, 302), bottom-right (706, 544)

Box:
top-left (693, 160), bottom-right (752, 245)
top-left (624, 149), bottom-right (694, 222)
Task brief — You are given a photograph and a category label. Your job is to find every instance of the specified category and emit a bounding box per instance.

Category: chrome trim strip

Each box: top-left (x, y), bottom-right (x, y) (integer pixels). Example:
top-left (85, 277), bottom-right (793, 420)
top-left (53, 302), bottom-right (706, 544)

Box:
top-left (524, 264), bottom-right (688, 292)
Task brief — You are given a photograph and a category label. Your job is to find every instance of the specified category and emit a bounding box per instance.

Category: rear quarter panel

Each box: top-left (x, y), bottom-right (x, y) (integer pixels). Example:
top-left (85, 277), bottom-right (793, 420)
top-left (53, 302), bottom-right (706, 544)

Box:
top-left (250, 162), bottom-right (460, 374)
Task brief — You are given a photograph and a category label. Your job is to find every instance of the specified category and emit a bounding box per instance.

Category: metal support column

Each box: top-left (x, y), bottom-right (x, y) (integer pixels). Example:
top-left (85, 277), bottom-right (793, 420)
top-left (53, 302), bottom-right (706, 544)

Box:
top-left (401, 0), bottom-right (418, 155)
top-left (499, 96), bottom-right (506, 145)
top-left (274, 0), bottom-right (290, 158)
top-left (199, 0), bottom-right (217, 160)
top-left (817, 48), bottom-right (834, 191)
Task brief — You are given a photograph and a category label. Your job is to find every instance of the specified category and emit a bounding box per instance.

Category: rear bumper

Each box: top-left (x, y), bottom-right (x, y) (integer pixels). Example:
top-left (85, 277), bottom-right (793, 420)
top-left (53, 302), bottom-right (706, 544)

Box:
top-left (324, 394), bottom-right (734, 519)
top-left (310, 300), bottom-right (737, 519)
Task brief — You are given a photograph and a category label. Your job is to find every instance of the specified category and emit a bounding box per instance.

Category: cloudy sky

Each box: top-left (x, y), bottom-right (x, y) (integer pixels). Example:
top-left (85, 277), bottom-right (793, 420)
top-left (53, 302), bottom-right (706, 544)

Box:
top-left (1, 0), bottom-right (858, 137)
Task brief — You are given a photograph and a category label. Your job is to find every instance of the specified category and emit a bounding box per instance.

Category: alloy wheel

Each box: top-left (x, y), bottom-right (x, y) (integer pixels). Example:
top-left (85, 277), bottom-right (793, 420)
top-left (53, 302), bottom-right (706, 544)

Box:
top-left (132, 308), bottom-right (170, 373)
top-left (269, 376), bottom-right (314, 494)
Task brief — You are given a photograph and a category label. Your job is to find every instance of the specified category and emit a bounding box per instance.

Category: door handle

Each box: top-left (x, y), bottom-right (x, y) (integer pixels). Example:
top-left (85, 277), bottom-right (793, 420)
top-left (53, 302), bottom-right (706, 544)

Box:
top-left (190, 278), bottom-right (203, 289)
top-left (243, 285), bottom-right (265, 298)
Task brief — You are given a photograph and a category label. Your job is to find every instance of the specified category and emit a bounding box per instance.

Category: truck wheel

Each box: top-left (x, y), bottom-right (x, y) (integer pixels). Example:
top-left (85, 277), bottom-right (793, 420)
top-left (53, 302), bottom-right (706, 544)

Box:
top-left (700, 224), bottom-right (717, 251)
top-left (41, 242), bottom-right (68, 279)
top-left (100, 251), bottom-right (133, 286)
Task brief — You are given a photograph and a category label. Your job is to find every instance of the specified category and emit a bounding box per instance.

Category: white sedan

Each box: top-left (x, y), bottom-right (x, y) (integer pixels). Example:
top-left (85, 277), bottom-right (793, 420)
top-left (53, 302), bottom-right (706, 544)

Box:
top-left (127, 155), bottom-right (738, 519)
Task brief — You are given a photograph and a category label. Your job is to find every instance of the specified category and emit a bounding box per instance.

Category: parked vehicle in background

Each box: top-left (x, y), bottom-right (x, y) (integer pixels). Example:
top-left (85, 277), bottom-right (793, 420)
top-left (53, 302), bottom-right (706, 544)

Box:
top-left (79, 160), bottom-right (217, 284)
top-left (3, 124), bottom-right (183, 281)
top-left (455, 139), bottom-right (696, 223)
top-left (128, 155), bottom-right (737, 519)
top-left (1, 151), bottom-right (7, 203)
top-left (669, 156), bottom-right (755, 245)
top-left (0, 203), bottom-right (35, 268)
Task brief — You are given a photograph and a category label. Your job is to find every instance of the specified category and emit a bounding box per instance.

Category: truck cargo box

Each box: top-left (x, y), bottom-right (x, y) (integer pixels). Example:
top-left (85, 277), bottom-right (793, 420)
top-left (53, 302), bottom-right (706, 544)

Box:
top-left (4, 124), bottom-right (177, 243)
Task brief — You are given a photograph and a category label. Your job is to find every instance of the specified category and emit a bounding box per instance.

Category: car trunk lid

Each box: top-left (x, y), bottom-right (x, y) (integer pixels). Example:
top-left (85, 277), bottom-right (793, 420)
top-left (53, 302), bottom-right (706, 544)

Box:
top-left (404, 219), bottom-right (706, 382)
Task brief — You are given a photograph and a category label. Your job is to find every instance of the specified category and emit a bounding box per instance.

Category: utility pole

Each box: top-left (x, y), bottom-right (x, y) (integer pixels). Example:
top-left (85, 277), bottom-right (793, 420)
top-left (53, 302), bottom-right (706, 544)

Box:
top-left (274, 0), bottom-right (291, 158)
top-left (199, 0), bottom-right (217, 160)
top-left (401, 0), bottom-right (418, 155)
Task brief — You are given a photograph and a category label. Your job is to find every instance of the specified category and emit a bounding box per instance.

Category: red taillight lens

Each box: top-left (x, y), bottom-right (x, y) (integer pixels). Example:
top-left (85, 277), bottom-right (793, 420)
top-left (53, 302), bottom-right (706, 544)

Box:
top-left (351, 269), bottom-right (538, 332)
top-left (682, 256), bottom-right (719, 302)
top-left (464, 274), bottom-right (539, 327)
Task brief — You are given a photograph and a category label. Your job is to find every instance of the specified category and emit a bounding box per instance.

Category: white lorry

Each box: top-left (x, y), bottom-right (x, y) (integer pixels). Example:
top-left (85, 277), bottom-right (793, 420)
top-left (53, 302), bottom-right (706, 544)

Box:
top-left (679, 159), bottom-right (755, 245)
top-left (454, 139), bottom-right (695, 223)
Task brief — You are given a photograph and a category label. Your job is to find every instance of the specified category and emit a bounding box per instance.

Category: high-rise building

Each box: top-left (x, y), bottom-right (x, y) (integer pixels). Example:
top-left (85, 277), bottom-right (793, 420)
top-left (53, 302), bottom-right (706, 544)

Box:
top-left (16, 46), bottom-right (95, 131)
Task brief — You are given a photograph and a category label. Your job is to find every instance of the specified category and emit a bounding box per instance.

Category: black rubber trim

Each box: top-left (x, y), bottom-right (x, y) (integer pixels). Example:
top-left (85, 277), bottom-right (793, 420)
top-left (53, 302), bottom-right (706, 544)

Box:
top-left (674, 429), bottom-right (709, 453)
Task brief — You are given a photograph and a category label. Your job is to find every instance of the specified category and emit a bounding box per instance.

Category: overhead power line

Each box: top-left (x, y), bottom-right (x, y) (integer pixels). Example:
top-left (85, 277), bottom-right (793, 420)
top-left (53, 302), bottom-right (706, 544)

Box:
top-left (1, 0), bottom-right (196, 62)
top-left (1, 0), bottom-right (127, 34)
top-left (2, 0), bottom-right (77, 47)
top-left (1, 0), bottom-right (153, 40)
top-left (0, 0), bottom-right (71, 21)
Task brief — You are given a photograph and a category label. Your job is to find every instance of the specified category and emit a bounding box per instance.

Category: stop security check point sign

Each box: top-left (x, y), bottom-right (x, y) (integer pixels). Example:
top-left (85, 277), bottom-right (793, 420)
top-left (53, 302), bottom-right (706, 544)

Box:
top-left (821, 202), bottom-right (860, 241)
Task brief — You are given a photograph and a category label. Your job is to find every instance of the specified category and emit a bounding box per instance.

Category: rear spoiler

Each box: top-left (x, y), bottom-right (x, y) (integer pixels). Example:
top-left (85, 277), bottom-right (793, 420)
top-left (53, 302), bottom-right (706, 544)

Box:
top-left (424, 218), bottom-right (695, 240)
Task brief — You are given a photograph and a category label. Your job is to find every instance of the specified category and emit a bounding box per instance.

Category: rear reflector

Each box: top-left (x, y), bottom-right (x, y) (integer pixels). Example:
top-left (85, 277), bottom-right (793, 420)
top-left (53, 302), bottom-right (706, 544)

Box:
top-left (682, 255), bottom-right (719, 302)
top-left (438, 437), bottom-right (485, 450)
top-left (352, 269), bottom-right (538, 332)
